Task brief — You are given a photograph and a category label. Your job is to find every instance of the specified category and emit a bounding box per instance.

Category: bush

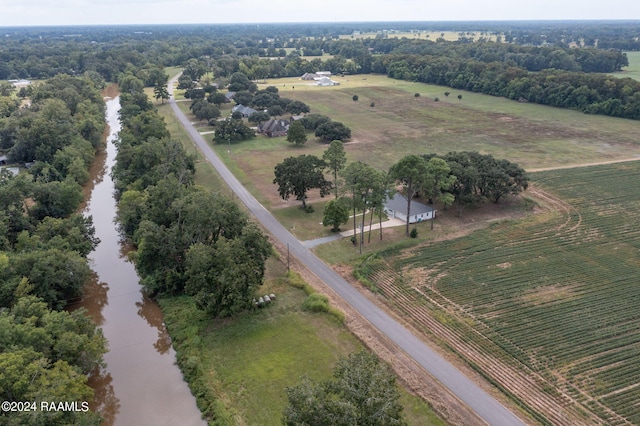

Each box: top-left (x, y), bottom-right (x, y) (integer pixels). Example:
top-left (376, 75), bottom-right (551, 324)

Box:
top-left (410, 228), bottom-right (418, 238)
top-left (302, 293), bottom-right (330, 313)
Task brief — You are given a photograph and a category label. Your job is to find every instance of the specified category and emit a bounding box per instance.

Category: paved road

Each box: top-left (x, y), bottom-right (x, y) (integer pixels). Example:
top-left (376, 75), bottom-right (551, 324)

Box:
top-left (167, 76), bottom-right (527, 426)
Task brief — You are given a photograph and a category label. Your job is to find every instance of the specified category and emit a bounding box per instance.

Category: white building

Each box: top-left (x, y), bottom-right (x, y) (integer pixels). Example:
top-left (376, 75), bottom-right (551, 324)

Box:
top-left (384, 193), bottom-right (435, 224)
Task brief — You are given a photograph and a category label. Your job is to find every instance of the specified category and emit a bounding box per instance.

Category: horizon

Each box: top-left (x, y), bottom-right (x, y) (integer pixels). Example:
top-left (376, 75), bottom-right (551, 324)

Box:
top-left (2, 0), bottom-right (639, 27)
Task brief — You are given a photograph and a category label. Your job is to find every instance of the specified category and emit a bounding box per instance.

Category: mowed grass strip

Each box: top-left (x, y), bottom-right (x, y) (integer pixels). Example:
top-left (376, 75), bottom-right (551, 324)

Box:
top-left (377, 162), bottom-right (640, 423)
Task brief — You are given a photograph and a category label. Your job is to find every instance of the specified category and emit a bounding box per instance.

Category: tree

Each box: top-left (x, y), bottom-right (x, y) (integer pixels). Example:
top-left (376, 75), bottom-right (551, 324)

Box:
top-left (248, 111), bottom-right (270, 125)
top-left (442, 152), bottom-right (479, 217)
top-left (286, 100), bottom-right (310, 115)
top-left (268, 104), bottom-right (285, 117)
top-left (184, 225), bottom-right (270, 317)
top-left (424, 157), bottom-right (457, 205)
top-left (213, 119), bottom-right (255, 144)
top-left (287, 120), bottom-right (307, 146)
top-left (153, 83), bottom-right (169, 104)
top-left (30, 179), bottom-right (84, 221)
top-left (341, 161), bottom-right (378, 245)
top-left (322, 198), bottom-right (350, 232)
top-left (444, 91), bottom-right (451, 98)
top-left (0, 296), bottom-right (105, 425)
top-left (315, 121), bottom-right (351, 143)
top-left (352, 95), bottom-right (359, 102)
top-left (208, 91), bottom-right (228, 106)
top-left (322, 140), bottom-right (347, 198)
top-left (284, 351), bottom-right (405, 426)
top-left (389, 155), bottom-right (429, 236)
top-left (273, 155), bottom-right (332, 210)
top-left (190, 99), bottom-right (220, 122)
top-left (8, 249), bottom-right (92, 309)
top-left (457, 94), bottom-right (463, 102)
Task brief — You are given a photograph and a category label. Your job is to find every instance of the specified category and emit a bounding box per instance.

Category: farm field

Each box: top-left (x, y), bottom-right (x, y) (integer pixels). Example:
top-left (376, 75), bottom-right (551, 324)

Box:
top-left (356, 162), bottom-right (640, 424)
top-left (210, 73), bottom-right (640, 205)
top-left (175, 71), bottom-right (640, 423)
top-left (339, 30), bottom-right (500, 42)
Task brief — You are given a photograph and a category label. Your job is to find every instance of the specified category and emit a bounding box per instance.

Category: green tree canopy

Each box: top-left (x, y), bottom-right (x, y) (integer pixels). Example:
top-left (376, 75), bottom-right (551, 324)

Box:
top-left (287, 120), bottom-right (307, 146)
top-left (315, 121), bottom-right (351, 143)
top-left (322, 140), bottom-right (347, 198)
top-left (284, 351), bottom-right (405, 426)
top-left (273, 155), bottom-right (332, 210)
top-left (322, 198), bottom-right (350, 232)
top-left (389, 155), bottom-right (429, 236)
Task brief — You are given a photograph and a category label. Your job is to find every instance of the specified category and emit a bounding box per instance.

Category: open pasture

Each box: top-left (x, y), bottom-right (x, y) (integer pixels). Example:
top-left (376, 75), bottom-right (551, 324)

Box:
top-left (361, 162), bottom-right (640, 424)
top-left (615, 51), bottom-right (640, 82)
top-left (211, 74), bottom-right (640, 235)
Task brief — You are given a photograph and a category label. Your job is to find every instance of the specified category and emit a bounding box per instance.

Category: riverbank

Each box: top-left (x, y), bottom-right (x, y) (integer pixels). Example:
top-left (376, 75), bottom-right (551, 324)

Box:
top-left (75, 92), bottom-right (205, 425)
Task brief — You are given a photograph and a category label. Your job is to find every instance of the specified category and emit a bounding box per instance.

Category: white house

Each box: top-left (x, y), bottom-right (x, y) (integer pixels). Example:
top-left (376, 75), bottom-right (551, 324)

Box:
top-left (384, 193), bottom-right (435, 224)
top-left (315, 77), bottom-right (339, 87)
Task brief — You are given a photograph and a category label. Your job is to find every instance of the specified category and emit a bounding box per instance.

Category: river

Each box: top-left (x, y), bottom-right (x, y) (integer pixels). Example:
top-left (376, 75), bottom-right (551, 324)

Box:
top-left (69, 96), bottom-right (205, 426)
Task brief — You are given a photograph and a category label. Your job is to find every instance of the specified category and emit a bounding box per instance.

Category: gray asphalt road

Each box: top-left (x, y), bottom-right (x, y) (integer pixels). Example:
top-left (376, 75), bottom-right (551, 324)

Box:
top-left (167, 76), bottom-right (527, 426)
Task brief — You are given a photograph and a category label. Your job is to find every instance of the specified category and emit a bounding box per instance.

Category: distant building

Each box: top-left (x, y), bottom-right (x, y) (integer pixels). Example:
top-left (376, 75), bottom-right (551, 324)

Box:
top-left (316, 77), bottom-right (339, 87)
top-left (257, 119), bottom-right (290, 137)
top-left (384, 193), bottom-right (435, 224)
top-left (8, 79), bottom-right (32, 88)
top-left (231, 104), bottom-right (257, 117)
top-left (0, 166), bottom-right (19, 177)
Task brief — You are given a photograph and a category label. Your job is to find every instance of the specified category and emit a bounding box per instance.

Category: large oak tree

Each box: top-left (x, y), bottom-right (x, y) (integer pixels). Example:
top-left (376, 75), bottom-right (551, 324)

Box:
top-left (273, 155), bottom-right (332, 210)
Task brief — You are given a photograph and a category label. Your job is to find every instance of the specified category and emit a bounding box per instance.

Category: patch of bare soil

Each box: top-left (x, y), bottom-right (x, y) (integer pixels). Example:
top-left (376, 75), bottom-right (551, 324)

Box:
top-left (527, 157), bottom-right (640, 172)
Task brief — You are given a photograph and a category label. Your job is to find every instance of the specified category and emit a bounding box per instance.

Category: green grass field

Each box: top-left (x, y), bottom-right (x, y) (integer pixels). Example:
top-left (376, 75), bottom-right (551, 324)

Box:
top-left (615, 51), bottom-right (640, 81)
top-left (159, 262), bottom-right (444, 426)
top-left (358, 163), bottom-right (640, 424)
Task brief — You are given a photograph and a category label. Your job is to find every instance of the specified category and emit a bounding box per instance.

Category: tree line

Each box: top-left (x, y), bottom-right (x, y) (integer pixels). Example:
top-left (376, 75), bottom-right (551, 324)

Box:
top-left (0, 74), bottom-right (107, 425)
top-left (3, 23), bottom-right (639, 121)
top-left (2, 21), bottom-right (638, 80)
top-left (112, 75), bottom-right (271, 318)
top-left (273, 141), bottom-right (528, 241)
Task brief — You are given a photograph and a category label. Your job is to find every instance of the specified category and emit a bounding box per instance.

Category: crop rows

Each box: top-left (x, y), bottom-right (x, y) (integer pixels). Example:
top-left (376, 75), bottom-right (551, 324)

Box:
top-left (368, 163), bottom-right (640, 424)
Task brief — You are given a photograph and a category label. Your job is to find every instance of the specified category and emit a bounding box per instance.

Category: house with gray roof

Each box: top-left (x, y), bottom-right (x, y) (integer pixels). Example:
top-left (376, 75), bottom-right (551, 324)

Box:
top-left (231, 104), bottom-right (257, 117)
top-left (384, 193), bottom-right (435, 224)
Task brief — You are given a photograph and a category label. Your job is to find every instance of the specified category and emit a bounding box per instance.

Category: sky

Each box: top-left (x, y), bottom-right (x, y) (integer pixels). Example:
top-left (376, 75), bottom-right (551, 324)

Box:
top-left (1, 0), bottom-right (640, 27)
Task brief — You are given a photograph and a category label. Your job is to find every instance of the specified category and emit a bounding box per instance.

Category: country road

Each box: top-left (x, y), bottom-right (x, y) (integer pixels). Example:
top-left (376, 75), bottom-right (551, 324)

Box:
top-left (166, 75), bottom-right (527, 426)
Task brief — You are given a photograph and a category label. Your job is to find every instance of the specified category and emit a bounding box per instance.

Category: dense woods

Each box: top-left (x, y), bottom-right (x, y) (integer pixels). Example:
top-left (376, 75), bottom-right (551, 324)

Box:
top-left (2, 22), bottom-right (639, 120)
top-left (112, 78), bottom-right (271, 317)
top-left (0, 75), bottom-right (107, 425)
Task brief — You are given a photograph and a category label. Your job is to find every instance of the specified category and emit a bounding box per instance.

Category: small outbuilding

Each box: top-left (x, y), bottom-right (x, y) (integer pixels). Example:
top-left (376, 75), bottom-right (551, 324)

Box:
top-left (384, 193), bottom-right (435, 224)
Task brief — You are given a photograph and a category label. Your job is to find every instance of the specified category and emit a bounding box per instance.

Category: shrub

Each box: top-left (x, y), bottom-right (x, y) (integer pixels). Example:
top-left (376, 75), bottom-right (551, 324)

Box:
top-left (302, 293), bottom-right (330, 313)
top-left (410, 228), bottom-right (418, 238)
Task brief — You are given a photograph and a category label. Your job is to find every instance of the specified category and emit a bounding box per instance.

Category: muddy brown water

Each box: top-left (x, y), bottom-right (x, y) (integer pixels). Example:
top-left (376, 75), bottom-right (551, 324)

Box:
top-left (69, 96), bottom-right (205, 426)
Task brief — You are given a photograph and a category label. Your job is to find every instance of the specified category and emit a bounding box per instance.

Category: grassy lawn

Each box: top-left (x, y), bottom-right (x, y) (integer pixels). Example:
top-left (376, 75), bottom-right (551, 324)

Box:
top-left (614, 51), bottom-right (640, 81)
top-left (159, 258), bottom-right (444, 426)
top-left (208, 73), bottom-right (640, 224)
